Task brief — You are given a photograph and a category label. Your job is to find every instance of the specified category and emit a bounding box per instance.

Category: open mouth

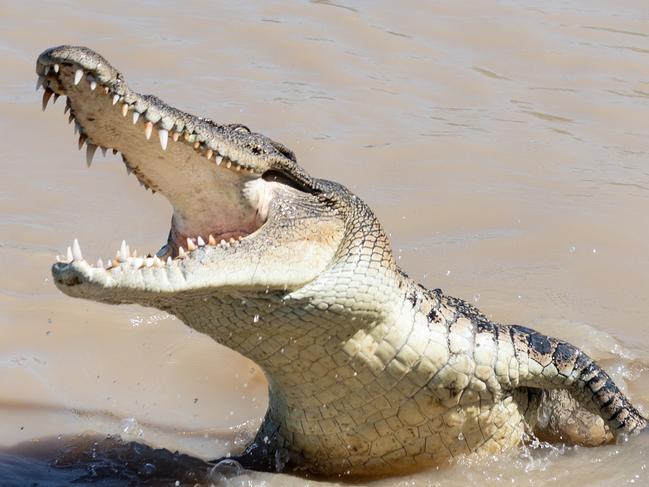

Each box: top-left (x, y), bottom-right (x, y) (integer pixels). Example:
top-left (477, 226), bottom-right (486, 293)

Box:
top-left (36, 46), bottom-right (289, 273)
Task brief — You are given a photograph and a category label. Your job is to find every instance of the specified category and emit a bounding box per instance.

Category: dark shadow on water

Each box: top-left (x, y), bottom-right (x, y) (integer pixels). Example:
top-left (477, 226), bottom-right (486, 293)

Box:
top-left (0, 435), bottom-right (212, 486)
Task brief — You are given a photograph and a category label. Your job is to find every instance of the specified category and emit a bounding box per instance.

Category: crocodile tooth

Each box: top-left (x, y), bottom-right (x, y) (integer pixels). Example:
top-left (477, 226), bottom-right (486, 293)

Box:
top-left (132, 111), bottom-right (140, 124)
top-left (186, 238), bottom-right (197, 251)
top-left (144, 121), bottom-right (153, 140)
top-left (68, 113), bottom-right (74, 124)
top-left (88, 76), bottom-right (97, 91)
top-left (101, 147), bottom-right (108, 157)
top-left (78, 134), bottom-right (87, 150)
top-left (193, 141), bottom-right (200, 150)
top-left (158, 129), bottom-right (168, 150)
top-left (86, 144), bottom-right (98, 167)
top-left (145, 258), bottom-right (154, 268)
top-left (172, 132), bottom-right (179, 142)
top-left (131, 257), bottom-right (144, 269)
top-left (226, 161), bottom-right (232, 169)
top-left (74, 121), bottom-right (80, 134)
top-left (166, 256), bottom-right (172, 266)
top-left (64, 97), bottom-right (71, 114)
top-left (206, 149), bottom-right (213, 160)
top-left (36, 75), bottom-right (45, 91)
top-left (72, 239), bottom-right (83, 261)
top-left (235, 165), bottom-right (241, 171)
top-left (178, 246), bottom-right (186, 258)
top-left (96, 258), bottom-right (104, 268)
top-left (208, 234), bottom-right (216, 245)
top-left (153, 256), bottom-right (161, 267)
top-left (74, 69), bottom-right (83, 85)
top-left (229, 238), bottom-right (236, 244)
top-left (42, 89), bottom-right (53, 111)
top-left (216, 155), bottom-right (223, 166)
top-left (44, 65), bottom-right (50, 75)
top-left (112, 94), bottom-right (120, 105)
top-left (220, 239), bottom-right (227, 246)
top-left (121, 103), bottom-right (129, 117)
top-left (53, 64), bottom-right (59, 73)
top-left (66, 246), bottom-right (73, 262)
top-left (103, 86), bottom-right (109, 94)
top-left (197, 236), bottom-right (205, 247)
top-left (119, 240), bottom-right (129, 262)
top-left (53, 93), bottom-right (60, 104)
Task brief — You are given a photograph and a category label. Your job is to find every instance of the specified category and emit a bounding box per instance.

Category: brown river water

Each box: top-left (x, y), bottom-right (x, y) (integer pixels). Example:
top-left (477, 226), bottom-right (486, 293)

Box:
top-left (1, 1), bottom-right (649, 485)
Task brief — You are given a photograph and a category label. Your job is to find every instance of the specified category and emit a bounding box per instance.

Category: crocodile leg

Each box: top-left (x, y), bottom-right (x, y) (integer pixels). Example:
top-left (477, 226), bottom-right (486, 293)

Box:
top-left (505, 324), bottom-right (647, 439)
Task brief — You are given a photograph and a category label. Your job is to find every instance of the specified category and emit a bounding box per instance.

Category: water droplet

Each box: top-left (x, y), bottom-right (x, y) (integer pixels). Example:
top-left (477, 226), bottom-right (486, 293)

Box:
top-left (120, 417), bottom-right (143, 438)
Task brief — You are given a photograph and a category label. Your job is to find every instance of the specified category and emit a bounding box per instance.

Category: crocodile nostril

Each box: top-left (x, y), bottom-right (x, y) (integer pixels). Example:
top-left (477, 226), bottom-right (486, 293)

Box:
top-left (56, 274), bottom-right (82, 286)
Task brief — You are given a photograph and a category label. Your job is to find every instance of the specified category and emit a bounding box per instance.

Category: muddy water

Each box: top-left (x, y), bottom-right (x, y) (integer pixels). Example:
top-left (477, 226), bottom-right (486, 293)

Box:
top-left (1, 0), bottom-right (649, 485)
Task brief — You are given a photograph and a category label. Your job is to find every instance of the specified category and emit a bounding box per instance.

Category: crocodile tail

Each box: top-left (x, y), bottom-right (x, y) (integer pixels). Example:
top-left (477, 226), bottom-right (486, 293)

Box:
top-left (506, 324), bottom-right (647, 436)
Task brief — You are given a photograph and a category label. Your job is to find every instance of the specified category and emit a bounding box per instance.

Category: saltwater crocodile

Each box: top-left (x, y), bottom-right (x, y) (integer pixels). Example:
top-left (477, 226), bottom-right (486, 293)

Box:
top-left (36, 45), bottom-right (646, 477)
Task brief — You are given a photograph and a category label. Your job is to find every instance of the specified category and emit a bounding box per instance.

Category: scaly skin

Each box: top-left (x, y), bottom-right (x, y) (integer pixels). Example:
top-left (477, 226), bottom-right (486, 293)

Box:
top-left (36, 46), bottom-right (646, 477)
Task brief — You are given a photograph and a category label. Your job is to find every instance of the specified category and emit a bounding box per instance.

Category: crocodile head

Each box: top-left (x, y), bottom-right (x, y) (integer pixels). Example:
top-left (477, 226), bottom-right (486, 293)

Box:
top-left (37, 45), bottom-right (376, 307)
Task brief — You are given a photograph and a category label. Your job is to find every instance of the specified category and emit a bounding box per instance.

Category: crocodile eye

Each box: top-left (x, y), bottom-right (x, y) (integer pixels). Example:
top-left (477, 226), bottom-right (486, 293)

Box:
top-left (269, 140), bottom-right (297, 162)
top-left (232, 124), bottom-right (251, 134)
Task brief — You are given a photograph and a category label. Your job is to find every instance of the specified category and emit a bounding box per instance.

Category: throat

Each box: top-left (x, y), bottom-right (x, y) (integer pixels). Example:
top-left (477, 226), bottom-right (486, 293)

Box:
top-left (163, 177), bottom-right (275, 255)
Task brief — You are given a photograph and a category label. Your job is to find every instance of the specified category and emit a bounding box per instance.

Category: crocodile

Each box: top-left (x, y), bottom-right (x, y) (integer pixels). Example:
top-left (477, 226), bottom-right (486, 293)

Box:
top-left (36, 45), bottom-right (646, 477)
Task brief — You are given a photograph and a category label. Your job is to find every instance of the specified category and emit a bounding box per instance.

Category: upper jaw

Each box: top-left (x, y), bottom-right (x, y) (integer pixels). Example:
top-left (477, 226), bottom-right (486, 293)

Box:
top-left (36, 45), bottom-right (311, 261)
top-left (36, 45), bottom-right (319, 243)
top-left (36, 45), bottom-right (303, 174)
